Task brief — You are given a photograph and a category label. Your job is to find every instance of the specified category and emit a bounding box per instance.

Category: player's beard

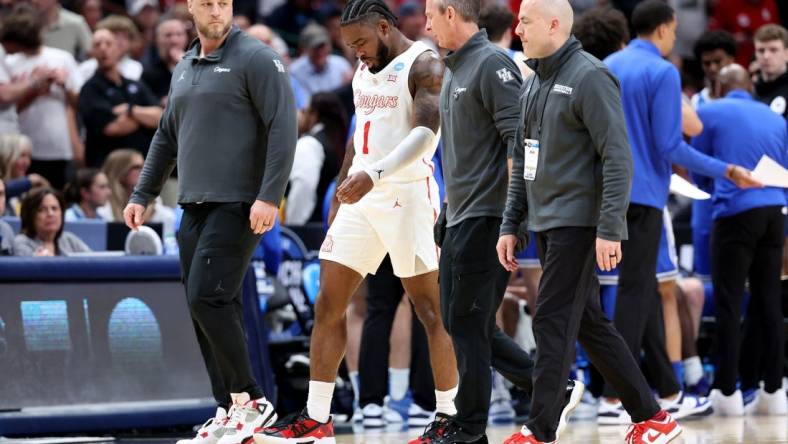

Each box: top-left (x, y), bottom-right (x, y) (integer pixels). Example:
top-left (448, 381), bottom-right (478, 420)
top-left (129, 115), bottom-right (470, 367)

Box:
top-left (368, 38), bottom-right (391, 74)
top-left (197, 20), bottom-right (231, 40)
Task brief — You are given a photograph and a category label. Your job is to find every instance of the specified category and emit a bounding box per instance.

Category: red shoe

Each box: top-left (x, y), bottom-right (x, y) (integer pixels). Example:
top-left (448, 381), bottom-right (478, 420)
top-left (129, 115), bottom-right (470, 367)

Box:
top-left (625, 410), bottom-right (682, 444)
top-left (252, 410), bottom-right (335, 444)
top-left (503, 425), bottom-right (551, 444)
top-left (408, 412), bottom-right (452, 443)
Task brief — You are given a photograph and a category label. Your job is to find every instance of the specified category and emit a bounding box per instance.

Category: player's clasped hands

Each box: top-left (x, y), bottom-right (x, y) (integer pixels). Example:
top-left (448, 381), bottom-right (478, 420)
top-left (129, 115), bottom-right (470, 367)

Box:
top-left (336, 171), bottom-right (374, 204)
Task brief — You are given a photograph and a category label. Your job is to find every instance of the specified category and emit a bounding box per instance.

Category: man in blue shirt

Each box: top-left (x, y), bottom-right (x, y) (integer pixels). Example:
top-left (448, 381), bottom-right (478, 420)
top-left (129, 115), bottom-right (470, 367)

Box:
top-left (601, 0), bottom-right (759, 423)
top-left (692, 64), bottom-right (787, 416)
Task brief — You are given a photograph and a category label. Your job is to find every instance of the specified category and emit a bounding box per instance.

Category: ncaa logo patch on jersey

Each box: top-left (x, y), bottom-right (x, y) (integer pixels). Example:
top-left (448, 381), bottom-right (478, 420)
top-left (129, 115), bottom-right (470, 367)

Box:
top-left (394, 62), bottom-right (405, 71)
top-left (497, 68), bottom-right (515, 83)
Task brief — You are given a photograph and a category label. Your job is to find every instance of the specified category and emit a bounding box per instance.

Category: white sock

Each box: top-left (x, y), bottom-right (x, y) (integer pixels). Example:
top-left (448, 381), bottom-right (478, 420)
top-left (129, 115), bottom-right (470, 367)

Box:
top-left (435, 386), bottom-right (458, 416)
top-left (349, 371), bottom-right (360, 403)
top-left (306, 380), bottom-right (335, 423)
top-left (389, 368), bottom-right (410, 401)
top-left (684, 356), bottom-right (703, 386)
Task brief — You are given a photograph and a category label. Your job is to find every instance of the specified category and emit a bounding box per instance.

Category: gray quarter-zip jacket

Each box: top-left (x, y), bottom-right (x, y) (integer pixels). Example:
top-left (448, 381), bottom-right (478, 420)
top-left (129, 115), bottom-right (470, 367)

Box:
top-left (440, 30), bottom-right (523, 227)
top-left (129, 26), bottom-right (297, 208)
top-left (501, 36), bottom-right (632, 241)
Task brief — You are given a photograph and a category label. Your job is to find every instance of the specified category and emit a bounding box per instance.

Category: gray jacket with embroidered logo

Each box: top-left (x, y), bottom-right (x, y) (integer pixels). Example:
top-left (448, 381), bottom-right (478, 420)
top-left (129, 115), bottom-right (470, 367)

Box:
top-left (501, 36), bottom-right (632, 242)
top-left (440, 30), bottom-right (523, 227)
top-left (130, 26), bottom-right (297, 208)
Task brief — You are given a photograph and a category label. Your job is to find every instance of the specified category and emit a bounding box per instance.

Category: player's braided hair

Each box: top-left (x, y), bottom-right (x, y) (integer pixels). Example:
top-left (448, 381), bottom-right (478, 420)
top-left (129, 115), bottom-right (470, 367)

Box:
top-left (340, 0), bottom-right (398, 27)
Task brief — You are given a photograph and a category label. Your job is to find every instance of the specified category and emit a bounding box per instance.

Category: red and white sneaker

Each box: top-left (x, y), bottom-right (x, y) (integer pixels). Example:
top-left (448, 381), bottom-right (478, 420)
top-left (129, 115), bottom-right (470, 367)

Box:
top-left (625, 410), bottom-right (682, 444)
top-left (253, 410), bottom-right (335, 444)
top-left (503, 425), bottom-right (552, 444)
top-left (217, 393), bottom-right (278, 444)
top-left (177, 407), bottom-right (229, 444)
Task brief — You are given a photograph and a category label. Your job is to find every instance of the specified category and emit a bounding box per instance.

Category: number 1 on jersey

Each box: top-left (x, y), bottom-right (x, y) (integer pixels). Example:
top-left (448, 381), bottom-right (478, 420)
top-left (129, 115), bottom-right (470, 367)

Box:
top-left (362, 121), bottom-right (371, 154)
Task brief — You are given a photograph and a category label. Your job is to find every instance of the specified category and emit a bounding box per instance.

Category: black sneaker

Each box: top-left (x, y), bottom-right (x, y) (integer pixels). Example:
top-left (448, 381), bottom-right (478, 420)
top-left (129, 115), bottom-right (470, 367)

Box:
top-left (431, 418), bottom-right (487, 443)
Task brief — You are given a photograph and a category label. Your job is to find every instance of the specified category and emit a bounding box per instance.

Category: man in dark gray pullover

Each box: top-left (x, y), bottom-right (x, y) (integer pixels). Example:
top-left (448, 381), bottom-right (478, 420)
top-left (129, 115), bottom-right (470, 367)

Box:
top-left (497, 1), bottom-right (678, 443)
top-left (123, 0), bottom-right (296, 441)
top-left (425, 0), bottom-right (577, 442)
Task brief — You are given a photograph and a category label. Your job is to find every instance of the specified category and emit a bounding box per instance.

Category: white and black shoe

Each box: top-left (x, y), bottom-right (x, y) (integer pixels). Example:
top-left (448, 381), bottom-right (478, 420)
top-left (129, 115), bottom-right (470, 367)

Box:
top-left (556, 380), bottom-right (585, 438)
top-left (658, 391), bottom-right (713, 420)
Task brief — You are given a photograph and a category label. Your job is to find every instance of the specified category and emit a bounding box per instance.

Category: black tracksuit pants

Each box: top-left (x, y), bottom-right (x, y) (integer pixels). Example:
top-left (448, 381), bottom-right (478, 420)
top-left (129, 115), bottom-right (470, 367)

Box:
top-left (178, 202), bottom-right (264, 407)
top-left (603, 204), bottom-right (680, 399)
top-left (711, 206), bottom-right (785, 395)
top-left (528, 226), bottom-right (659, 442)
top-left (440, 217), bottom-right (535, 436)
top-left (359, 255), bottom-right (436, 411)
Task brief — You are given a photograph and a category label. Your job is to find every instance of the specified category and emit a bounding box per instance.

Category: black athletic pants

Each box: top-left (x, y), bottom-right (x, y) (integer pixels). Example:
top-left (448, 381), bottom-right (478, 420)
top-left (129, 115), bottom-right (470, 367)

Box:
top-left (711, 206), bottom-right (785, 395)
top-left (359, 255), bottom-right (436, 410)
top-left (178, 202), bottom-right (264, 407)
top-left (603, 204), bottom-right (680, 399)
top-left (440, 217), bottom-right (534, 436)
top-left (528, 226), bottom-right (659, 442)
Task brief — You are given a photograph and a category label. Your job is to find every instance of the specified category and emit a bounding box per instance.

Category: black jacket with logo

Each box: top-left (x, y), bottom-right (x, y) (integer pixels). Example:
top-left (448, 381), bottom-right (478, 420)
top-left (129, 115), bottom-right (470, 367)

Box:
top-left (755, 67), bottom-right (788, 120)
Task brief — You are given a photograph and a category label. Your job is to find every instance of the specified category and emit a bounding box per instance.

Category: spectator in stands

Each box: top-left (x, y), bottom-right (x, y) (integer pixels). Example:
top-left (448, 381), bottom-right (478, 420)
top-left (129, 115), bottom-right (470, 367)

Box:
top-left (99, 148), bottom-right (174, 236)
top-left (1, 5), bottom-right (84, 190)
top-left (709, 0), bottom-right (779, 66)
top-left (78, 0), bottom-right (102, 32)
top-left (63, 168), bottom-right (109, 220)
top-left (266, 0), bottom-right (317, 48)
top-left (13, 187), bottom-right (91, 256)
top-left (286, 92), bottom-right (348, 225)
top-left (573, 6), bottom-right (630, 60)
top-left (78, 29), bottom-right (161, 167)
top-left (142, 17), bottom-right (188, 103)
top-left (321, 6), bottom-right (356, 63)
top-left (0, 179), bottom-right (15, 255)
top-left (479, 3), bottom-right (529, 77)
top-left (129, 0), bottom-right (160, 58)
top-left (290, 24), bottom-right (353, 96)
top-left (0, 133), bottom-right (50, 206)
top-left (79, 15), bottom-right (144, 81)
top-left (693, 63), bottom-right (787, 416)
top-left (753, 24), bottom-right (788, 119)
top-left (30, 0), bottom-right (92, 60)
top-left (246, 24), bottom-right (309, 111)
top-left (0, 42), bottom-right (60, 135)
top-left (398, 2), bottom-right (435, 51)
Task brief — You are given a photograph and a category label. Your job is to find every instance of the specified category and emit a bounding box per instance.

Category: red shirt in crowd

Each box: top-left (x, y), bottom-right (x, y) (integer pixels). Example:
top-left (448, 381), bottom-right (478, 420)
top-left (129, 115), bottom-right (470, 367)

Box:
top-left (709, 0), bottom-right (779, 65)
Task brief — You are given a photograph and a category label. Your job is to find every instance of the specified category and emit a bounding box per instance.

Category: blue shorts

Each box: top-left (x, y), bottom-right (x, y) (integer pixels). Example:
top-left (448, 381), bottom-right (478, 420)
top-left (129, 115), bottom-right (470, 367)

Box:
top-left (597, 208), bottom-right (677, 285)
top-left (516, 230), bottom-right (541, 268)
top-left (656, 208), bottom-right (679, 283)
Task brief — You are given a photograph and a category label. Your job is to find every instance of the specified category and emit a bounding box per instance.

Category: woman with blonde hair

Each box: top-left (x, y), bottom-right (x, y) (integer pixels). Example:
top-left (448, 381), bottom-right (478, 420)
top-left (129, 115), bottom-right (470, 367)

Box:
top-left (0, 133), bottom-right (50, 214)
top-left (99, 148), bottom-right (174, 236)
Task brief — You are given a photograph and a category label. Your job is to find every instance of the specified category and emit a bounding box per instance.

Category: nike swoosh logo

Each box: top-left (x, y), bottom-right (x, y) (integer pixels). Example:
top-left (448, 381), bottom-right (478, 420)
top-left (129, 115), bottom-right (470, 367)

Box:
top-left (647, 431), bottom-right (661, 441)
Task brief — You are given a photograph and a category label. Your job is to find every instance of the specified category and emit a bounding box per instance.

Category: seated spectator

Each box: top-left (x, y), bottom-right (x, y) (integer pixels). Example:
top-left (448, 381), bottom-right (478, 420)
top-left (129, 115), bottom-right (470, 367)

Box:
top-left (753, 24), bottom-right (788, 119)
top-left (63, 168), bottom-right (109, 220)
top-left (141, 16), bottom-right (188, 103)
top-left (0, 133), bottom-right (50, 208)
top-left (2, 4), bottom-right (84, 190)
top-left (0, 179), bottom-right (15, 255)
top-left (290, 24), bottom-right (353, 97)
top-left (79, 15), bottom-right (144, 81)
top-left (99, 148), bottom-right (175, 236)
top-left (32, 0), bottom-right (92, 61)
top-left (286, 92), bottom-right (348, 225)
top-left (78, 0), bottom-right (102, 32)
top-left (78, 29), bottom-right (161, 168)
top-left (13, 187), bottom-right (91, 256)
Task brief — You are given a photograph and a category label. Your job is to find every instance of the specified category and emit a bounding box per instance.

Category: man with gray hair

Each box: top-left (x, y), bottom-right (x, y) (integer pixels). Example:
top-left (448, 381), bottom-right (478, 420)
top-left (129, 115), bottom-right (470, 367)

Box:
top-left (498, 0), bottom-right (681, 442)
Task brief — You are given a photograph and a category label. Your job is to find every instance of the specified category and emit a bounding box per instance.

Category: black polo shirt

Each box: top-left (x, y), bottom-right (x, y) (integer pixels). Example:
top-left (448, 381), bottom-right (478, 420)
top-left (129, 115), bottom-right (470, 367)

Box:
top-left (78, 71), bottom-right (159, 167)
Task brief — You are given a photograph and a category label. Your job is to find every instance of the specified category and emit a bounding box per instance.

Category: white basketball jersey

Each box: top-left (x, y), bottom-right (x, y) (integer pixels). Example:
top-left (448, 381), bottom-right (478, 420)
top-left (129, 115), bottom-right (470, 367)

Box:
top-left (348, 41), bottom-right (439, 183)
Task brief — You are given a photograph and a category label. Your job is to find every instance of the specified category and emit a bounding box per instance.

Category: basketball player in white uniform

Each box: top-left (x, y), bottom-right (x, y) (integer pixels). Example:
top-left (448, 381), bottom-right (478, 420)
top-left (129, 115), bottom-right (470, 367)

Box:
top-left (256, 1), bottom-right (458, 443)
